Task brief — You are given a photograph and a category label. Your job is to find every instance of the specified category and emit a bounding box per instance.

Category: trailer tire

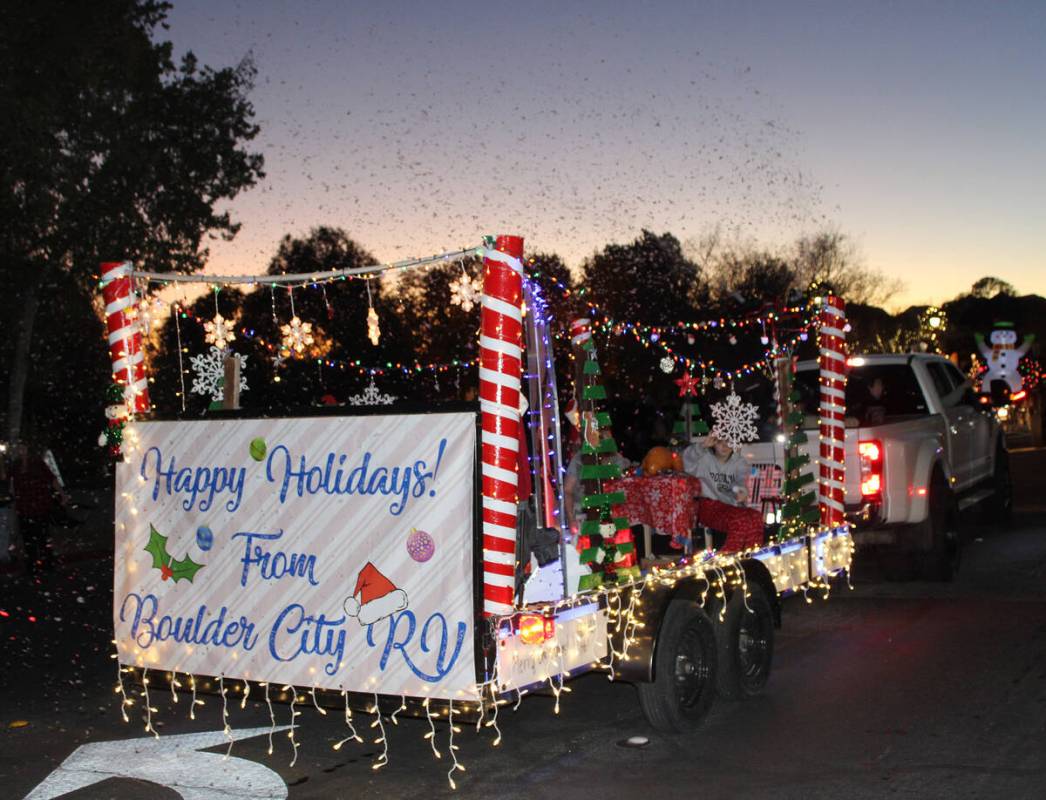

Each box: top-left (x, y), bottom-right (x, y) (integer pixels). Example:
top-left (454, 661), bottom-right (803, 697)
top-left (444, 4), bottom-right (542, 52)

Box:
top-left (637, 598), bottom-right (718, 733)
top-left (714, 583), bottom-right (775, 700)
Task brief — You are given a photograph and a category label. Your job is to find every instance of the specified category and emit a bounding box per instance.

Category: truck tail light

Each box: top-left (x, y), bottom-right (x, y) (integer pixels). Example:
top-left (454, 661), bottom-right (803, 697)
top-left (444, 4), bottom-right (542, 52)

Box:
top-left (516, 613), bottom-right (554, 645)
top-left (859, 439), bottom-right (883, 501)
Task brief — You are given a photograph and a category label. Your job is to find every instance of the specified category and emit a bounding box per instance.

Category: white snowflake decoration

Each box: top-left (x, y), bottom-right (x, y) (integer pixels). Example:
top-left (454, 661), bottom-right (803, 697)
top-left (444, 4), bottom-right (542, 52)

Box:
top-left (659, 356), bottom-right (675, 373)
top-left (710, 390), bottom-right (760, 450)
top-left (449, 270), bottom-right (482, 312)
top-left (367, 306), bottom-right (381, 346)
top-left (190, 346), bottom-right (248, 402)
top-left (203, 313), bottom-right (236, 351)
top-left (348, 377), bottom-right (396, 406)
top-left (280, 316), bottom-right (314, 355)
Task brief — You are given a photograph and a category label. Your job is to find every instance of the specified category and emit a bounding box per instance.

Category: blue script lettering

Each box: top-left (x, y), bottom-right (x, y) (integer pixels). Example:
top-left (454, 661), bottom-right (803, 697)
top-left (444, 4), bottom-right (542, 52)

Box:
top-left (139, 446), bottom-right (246, 512)
top-left (366, 610), bottom-right (466, 682)
top-left (232, 530), bottom-right (319, 588)
top-left (264, 439), bottom-right (447, 516)
top-left (119, 592), bottom-right (258, 651)
top-left (269, 604), bottom-right (347, 676)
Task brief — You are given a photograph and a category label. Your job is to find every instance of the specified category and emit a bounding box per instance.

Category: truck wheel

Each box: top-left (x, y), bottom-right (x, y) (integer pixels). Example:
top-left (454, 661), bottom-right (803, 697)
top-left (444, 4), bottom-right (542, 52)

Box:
top-left (637, 597), bottom-right (718, 733)
top-left (986, 445), bottom-right (1013, 529)
top-left (714, 582), bottom-right (774, 700)
top-left (920, 471), bottom-right (960, 582)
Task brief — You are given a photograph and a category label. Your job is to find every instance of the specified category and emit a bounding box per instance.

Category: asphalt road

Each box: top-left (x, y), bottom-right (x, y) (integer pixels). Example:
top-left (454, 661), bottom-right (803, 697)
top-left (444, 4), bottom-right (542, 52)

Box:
top-left (3, 448), bottom-right (1045, 799)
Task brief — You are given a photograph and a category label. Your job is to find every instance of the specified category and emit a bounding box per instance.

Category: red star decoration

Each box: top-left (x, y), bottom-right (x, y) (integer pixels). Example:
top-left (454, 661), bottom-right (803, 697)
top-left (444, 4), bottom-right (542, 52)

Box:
top-left (675, 372), bottom-right (700, 397)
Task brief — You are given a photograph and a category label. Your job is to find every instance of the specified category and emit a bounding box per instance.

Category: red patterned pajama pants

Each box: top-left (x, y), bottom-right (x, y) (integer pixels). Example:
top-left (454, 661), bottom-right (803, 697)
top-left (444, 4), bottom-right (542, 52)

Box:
top-left (696, 498), bottom-right (765, 552)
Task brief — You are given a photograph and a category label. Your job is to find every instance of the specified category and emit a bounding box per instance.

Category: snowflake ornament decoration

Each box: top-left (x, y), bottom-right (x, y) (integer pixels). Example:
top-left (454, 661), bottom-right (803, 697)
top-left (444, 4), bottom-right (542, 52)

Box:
top-left (348, 377), bottom-right (396, 406)
top-left (280, 316), bottom-right (314, 356)
top-left (449, 269), bottom-right (482, 312)
top-left (203, 313), bottom-right (235, 351)
top-left (659, 356), bottom-right (675, 373)
top-left (710, 390), bottom-right (760, 450)
top-left (190, 346), bottom-right (248, 402)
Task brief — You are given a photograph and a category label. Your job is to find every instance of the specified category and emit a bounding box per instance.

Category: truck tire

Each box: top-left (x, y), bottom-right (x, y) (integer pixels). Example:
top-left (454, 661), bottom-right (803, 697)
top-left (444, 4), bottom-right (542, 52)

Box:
top-left (637, 597), bottom-right (718, 733)
top-left (985, 445), bottom-right (1013, 529)
top-left (919, 470), bottom-right (961, 582)
top-left (714, 582), bottom-right (774, 700)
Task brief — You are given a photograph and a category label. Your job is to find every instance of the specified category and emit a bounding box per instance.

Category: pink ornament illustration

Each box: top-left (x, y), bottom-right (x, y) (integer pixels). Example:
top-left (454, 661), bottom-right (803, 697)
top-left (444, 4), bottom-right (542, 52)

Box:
top-left (406, 528), bottom-right (435, 562)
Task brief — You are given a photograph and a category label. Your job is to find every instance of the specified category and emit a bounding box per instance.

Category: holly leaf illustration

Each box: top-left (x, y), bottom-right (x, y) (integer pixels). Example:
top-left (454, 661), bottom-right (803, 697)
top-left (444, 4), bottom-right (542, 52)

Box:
top-left (169, 553), bottom-right (205, 583)
top-left (144, 525), bottom-right (170, 570)
top-left (143, 523), bottom-right (205, 583)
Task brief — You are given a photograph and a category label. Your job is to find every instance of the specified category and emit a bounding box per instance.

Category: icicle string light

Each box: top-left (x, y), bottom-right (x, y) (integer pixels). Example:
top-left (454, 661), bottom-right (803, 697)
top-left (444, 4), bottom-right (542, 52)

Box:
top-left (287, 686), bottom-right (301, 767)
top-left (423, 697), bottom-right (442, 759)
top-left (333, 690), bottom-right (363, 751)
top-left (264, 683), bottom-right (276, 755)
top-left (371, 693), bottom-right (389, 771)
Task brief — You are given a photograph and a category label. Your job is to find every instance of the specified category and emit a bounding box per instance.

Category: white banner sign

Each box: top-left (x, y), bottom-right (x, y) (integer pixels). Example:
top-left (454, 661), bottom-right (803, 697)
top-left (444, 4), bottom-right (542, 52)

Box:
top-left (113, 413), bottom-right (478, 700)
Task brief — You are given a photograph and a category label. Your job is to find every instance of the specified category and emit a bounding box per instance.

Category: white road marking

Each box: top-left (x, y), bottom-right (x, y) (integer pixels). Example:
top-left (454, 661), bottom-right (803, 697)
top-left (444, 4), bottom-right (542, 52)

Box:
top-left (24, 726), bottom-right (291, 800)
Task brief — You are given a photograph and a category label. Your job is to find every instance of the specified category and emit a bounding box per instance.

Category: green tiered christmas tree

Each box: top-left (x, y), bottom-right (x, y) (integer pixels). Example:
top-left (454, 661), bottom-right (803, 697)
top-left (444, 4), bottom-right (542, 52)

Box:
top-left (573, 326), bottom-right (640, 591)
top-left (672, 399), bottom-right (709, 445)
top-left (671, 371), bottom-right (709, 445)
top-left (777, 387), bottom-right (819, 540)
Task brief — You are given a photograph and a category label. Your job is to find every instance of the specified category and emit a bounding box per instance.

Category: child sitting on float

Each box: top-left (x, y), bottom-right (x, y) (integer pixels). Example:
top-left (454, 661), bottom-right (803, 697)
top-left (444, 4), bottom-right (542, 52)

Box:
top-left (679, 433), bottom-right (764, 553)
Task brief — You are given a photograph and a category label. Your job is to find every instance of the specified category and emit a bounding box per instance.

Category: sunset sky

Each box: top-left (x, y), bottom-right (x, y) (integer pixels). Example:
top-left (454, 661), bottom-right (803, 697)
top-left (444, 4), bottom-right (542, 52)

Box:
top-left (166, 0), bottom-right (1046, 310)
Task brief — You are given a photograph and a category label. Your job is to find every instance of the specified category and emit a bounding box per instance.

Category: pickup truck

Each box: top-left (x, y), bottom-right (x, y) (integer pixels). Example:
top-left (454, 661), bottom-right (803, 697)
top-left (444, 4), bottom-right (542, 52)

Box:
top-left (747, 353), bottom-right (1010, 580)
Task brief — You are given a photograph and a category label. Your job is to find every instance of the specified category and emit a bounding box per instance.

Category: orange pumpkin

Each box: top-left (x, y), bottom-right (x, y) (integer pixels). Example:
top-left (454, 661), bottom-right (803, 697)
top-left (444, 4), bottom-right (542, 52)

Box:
top-left (642, 446), bottom-right (679, 475)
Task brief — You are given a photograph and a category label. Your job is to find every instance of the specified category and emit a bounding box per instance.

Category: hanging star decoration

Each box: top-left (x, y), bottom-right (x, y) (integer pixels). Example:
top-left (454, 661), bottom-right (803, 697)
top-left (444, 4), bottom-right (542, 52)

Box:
top-left (449, 269), bottom-right (482, 312)
top-left (348, 377), bottom-right (396, 406)
top-left (190, 346), bottom-right (248, 402)
top-left (203, 313), bottom-right (235, 351)
top-left (281, 316), bottom-right (315, 356)
top-left (659, 356), bottom-right (676, 373)
top-left (367, 306), bottom-right (381, 346)
top-left (710, 390), bottom-right (760, 450)
top-left (675, 371), bottom-right (700, 397)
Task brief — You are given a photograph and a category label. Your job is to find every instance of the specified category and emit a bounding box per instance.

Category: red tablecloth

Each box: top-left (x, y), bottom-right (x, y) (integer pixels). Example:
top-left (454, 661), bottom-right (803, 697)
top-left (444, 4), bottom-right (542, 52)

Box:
top-left (608, 473), bottom-right (703, 547)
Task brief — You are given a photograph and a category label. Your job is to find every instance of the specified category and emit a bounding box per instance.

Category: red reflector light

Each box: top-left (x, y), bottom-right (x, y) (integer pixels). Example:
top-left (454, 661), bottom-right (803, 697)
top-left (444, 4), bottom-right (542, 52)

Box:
top-left (517, 613), bottom-right (553, 645)
top-left (858, 440), bottom-right (882, 461)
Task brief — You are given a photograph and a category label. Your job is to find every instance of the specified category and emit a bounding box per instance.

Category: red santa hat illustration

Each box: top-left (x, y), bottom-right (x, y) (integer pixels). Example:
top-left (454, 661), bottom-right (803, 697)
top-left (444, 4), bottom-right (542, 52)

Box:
top-left (343, 562), bottom-right (408, 627)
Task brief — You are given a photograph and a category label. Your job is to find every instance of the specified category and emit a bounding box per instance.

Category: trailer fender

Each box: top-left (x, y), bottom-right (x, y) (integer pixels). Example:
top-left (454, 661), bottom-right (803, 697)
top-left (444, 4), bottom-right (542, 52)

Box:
top-left (739, 558), bottom-right (781, 629)
top-left (610, 573), bottom-right (713, 684)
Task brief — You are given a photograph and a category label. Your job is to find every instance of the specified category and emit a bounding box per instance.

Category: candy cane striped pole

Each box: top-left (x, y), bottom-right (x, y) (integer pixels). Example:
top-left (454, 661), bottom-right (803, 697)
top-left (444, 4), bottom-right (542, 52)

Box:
top-left (479, 236), bottom-right (525, 617)
top-left (100, 261), bottom-right (150, 415)
top-left (818, 295), bottom-right (847, 527)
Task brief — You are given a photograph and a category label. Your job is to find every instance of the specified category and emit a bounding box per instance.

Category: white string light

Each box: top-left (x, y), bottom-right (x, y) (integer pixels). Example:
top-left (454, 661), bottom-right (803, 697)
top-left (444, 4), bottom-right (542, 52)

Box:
top-left (130, 246), bottom-right (483, 286)
top-left (333, 690), bottom-right (363, 751)
top-left (370, 693), bottom-right (389, 771)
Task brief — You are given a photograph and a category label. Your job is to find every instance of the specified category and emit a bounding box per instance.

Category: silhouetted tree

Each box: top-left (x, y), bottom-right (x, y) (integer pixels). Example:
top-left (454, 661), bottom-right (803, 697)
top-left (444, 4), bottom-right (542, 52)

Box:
top-left (2, 0), bottom-right (264, 450)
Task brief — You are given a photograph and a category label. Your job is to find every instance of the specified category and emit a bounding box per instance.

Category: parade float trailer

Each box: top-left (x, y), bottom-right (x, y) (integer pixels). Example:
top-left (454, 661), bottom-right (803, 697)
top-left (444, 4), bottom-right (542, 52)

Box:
top-left (102, 235), bottom-right (853, 779)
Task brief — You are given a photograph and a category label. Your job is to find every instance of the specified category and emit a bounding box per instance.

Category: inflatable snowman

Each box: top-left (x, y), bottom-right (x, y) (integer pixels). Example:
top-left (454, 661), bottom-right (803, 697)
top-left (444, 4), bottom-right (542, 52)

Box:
top-left (976, 322), bottom-right (1034, 394)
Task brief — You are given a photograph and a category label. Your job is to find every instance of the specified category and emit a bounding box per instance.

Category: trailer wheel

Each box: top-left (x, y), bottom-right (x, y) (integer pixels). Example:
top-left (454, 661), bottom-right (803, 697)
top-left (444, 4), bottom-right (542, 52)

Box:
top-left (637, 598), bottom-right (717, 733)
top-left (920, 470), bottom-right (960, 582)
top-left (714, 583), bottom-right (774, 700)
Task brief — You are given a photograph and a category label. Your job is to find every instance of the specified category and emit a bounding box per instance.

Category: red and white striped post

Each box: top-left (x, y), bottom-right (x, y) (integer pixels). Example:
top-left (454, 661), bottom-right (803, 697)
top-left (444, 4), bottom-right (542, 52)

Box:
top-left (100, 261), bottom-right (150, 415)
top-left (479, 236), bottom-right (525, 617)
top-left (818, 295), bottom-right (847, 527)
